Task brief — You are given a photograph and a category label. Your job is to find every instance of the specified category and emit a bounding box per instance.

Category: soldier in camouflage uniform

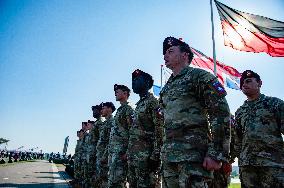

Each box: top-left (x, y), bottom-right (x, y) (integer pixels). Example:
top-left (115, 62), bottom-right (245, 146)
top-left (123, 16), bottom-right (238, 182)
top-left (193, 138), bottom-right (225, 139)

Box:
top-left (74, 129), bottom-right (84, 184)
top-left (96, 102), bottom-right (115, 188)
top-left (127, 69), bottom-right (163, 188)
top-left (81, 121), bottom-right (89, 187)
top-left (83, 120), bottom-right (96, 187)
top-left (108, 84), bottom-right (134, 188)
top-left (90, 104), bottom-right (103, 186)
top-left (234, 70), bottom-right (284, 188)
top-left (160, 37), bottom-right (231, 187)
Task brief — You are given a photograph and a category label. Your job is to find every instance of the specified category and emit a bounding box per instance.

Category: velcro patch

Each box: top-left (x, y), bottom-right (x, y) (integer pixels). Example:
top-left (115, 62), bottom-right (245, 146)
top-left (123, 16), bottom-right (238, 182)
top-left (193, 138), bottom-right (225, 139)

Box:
top-left (210, 81), bottom-right (226, 96)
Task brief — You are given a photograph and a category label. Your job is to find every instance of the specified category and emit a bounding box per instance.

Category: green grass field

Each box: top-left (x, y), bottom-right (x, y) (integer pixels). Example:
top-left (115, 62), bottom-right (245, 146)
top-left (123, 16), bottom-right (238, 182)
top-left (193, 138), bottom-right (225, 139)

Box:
top-left (229, 183), bottom-right (241, 188)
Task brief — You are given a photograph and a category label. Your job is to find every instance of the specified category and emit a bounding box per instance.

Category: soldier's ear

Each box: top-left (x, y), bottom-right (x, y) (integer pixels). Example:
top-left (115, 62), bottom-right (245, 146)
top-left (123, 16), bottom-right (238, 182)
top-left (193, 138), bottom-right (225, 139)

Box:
top-left (258, 80), bottom-right (262, 88)
top-left (182, 52), bottom-right (189, 62)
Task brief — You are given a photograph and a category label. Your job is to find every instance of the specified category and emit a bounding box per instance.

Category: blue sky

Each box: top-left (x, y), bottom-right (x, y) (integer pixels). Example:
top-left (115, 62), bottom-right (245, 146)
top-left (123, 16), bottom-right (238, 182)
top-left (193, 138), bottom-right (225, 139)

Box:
top-left (0, 0), bottom-right (283, 154)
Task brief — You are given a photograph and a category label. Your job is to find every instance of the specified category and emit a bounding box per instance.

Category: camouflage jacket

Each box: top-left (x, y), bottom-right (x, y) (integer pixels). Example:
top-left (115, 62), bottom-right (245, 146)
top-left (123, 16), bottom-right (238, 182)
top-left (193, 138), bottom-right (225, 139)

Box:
top-left (90, 118), bottom-right (102, 155)
top-left (229, 116), bottom-right (238, 163)
top-left (159, 66), bottom-right (231, 163)
top-left (110, 101), bottom-right (134, 155)
top-left (96, 116), bottom-right (113, 162)
top-left (235, 94), bottom-right (284, 168)
top-left (81, 132), bottom-right (88, 160)
top-left (128, 93), bottom-right (163, 161)
top-left (84, 131), bottom-right (92, 154)
top-left (74, 139), bottom-right (83, 160)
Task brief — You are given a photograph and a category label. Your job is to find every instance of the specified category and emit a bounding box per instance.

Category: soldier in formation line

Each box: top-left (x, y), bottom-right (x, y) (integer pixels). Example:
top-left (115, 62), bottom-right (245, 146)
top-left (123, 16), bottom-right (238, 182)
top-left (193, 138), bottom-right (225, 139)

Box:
top-left (160, 36), bottom-right (231, 187)
top-left (90, 104), bottom-right (103, 186)
top-left (71, 36), bottom-right (284, 188)
top-left (127, 69), bottom-right (163, 188)
top-left (234, 70), bottom-right (284, 187)
top-left (108, 84), bottom-right (134, 188)
top-left (73, 129), bottom-right (84, 184)
top-left (96, 102), bottom-right (115, 188)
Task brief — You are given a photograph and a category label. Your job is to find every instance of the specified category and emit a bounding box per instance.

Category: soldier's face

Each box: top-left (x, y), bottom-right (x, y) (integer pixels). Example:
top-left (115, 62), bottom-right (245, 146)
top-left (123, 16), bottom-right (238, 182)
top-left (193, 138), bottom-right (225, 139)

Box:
top-left (132, 75), bottom-right (148, 94)
top-left (241, 78), bottom-right (261, 96)
top-left (164, 46), bottom-right (184, 70)
top-left (79, 131), bottom-right (84, 138)
top-left (101, 106), bottom-right (108, 117)
top-left (86, 122), bottom-right (93, 130)
top-left (115, 89), bottom-right (126, 101)
top-left (82, 124), bottom-right (87, 131)
top-left (92, 109), bottom-right (100, 118)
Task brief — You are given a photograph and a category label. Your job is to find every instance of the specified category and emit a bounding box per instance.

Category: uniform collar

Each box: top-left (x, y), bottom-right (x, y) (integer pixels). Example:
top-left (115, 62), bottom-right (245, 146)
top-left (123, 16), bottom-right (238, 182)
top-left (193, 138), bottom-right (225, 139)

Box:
top-left (167, 66), bottom-right (191, 83)
top-left (136, 92), bottom-right (151, 105)
top-left (105, 115), bottom-right (113, 120)
top-left (244, 93), bottom-right (265, 106)
top-left (118, 101), bottom-right (129, 109)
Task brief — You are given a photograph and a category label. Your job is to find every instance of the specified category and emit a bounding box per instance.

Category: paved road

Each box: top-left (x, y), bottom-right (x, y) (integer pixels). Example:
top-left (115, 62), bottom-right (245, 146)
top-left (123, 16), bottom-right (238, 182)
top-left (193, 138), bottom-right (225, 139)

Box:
top-left (0, 160), bottom-right (71, 188)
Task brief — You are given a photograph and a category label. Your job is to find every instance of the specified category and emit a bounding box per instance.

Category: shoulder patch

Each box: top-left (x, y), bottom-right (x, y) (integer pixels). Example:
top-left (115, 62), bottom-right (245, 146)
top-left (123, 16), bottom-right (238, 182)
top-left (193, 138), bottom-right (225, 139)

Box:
top-left (209, 80), bottom-right (226, 96)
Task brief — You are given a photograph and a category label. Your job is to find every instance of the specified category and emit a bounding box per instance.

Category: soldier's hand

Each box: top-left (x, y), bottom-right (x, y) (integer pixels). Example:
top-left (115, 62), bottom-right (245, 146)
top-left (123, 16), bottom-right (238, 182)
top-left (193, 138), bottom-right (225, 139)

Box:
top-left (202, 156), bottom-right (222, 171)
top-left (222, 162), bottom-right (232, 176)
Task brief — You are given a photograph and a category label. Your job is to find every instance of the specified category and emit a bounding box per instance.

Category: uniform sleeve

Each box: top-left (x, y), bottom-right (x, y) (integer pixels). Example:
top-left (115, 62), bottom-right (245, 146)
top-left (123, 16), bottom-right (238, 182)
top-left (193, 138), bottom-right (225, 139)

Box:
top-left (276, 99), bottom-right (284, 134)
top-left (228, 116), bottom-right (240, 162)
top-left (74, 142), bottom-right (79, 158)
top-left (121, 106), bottom-right (134, 154)
top-left (102, 121), bottom-right (111, 162)
top-left (91, 123), bottom-right (100, 145)
top-left (197, 71), bottom-right (231, 162)
top-left (149, 99), bottom-right (164, 161)
top-left (232, 109), bottom-right (243, 161)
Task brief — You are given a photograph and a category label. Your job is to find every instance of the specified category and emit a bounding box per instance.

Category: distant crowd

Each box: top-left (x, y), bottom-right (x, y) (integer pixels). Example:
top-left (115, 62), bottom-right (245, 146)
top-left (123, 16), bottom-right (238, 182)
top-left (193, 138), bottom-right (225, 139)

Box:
top-left (0, 150), bottom-right (45, 163)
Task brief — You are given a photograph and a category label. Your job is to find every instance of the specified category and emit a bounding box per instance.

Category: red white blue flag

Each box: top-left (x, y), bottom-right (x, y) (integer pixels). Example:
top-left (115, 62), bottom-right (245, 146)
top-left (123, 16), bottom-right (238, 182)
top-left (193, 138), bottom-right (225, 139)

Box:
top-left (190, 47), bottom-right (241, 90)
top-left (215, 0), bottom-right (284, 57)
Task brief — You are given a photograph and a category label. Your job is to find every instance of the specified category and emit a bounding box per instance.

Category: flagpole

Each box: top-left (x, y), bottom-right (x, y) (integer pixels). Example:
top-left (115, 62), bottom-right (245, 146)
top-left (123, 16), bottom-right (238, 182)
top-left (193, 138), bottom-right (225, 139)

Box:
top-left (210, 0), bottom-right (217, 76)
top-left (160, 64), bottom-right (163, 88)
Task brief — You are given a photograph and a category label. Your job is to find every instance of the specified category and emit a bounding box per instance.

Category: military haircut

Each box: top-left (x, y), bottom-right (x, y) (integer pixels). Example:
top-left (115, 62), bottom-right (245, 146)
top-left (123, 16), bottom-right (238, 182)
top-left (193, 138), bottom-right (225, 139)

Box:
top-left (114, 84), bottom-right (131, 97)
top-left (178, 45), bottom-right (194, 64)
top-left (101, 102), bottom-right (116, 112)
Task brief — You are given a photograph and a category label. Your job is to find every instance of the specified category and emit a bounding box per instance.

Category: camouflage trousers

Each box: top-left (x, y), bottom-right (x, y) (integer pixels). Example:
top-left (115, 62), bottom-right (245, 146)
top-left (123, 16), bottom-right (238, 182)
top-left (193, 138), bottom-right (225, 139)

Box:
top-left (95, 160), bottom-right (109, 188)
top-left (108, 152), bottom-right (127, 188)
top-left (208, 170), bottom-right (230, 188)
top-left (82, 154), bottom-right (97, 188)
top-left (81, 158), bottom-right (89, 186)
top-left (162, 161), bottom-right (212, 188)
top-left (74, 158), bottom-right (83, 180)
top-left (128, 159), bottom-right (160, 188)
top-left (240, 166), bottom-right (284, 188)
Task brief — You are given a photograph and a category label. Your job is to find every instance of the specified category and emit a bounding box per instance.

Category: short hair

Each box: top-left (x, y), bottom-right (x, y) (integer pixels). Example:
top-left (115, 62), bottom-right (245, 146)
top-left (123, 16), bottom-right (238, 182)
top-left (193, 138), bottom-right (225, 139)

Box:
top-left (178, 45), bottom-right (194, 64)
top-left (114, 84), bottom-right (131, 97)
top-left (101, 102), bottom-right (116, 112)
